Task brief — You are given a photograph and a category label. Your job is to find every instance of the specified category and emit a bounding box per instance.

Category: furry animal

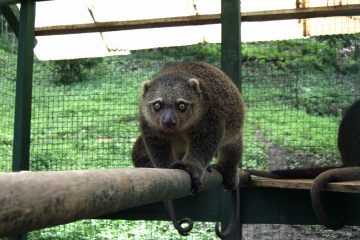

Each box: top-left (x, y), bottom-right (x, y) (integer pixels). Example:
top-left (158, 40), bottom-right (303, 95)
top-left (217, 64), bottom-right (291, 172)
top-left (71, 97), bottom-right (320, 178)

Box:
top-left (131, 61), bottom-right (245, 237)
top-left (246, 99), bottom-right (360, 230)
top-left (310, 98), bottom-right (360, 229)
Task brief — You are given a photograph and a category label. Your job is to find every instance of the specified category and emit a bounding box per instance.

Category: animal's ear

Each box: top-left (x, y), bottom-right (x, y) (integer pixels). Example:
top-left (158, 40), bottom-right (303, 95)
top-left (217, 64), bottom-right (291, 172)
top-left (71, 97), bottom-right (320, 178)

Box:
top-left (188, 78), bottom-right (201, 93)
top-left (142, 80), bottom-right (151, 96)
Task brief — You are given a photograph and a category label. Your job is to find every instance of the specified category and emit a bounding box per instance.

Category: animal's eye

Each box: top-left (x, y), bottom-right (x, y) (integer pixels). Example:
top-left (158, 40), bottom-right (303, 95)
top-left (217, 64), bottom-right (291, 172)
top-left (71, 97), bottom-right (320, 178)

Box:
top-left (153, 102), bottom-right (162, 111)
top-left (177, 102), bottom-right (187, 112)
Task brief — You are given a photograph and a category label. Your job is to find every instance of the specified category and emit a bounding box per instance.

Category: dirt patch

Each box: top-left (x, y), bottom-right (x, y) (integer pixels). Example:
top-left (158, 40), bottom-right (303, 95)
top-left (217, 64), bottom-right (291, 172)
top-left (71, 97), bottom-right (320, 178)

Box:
top-left (243, 129), bottom-right (359, 239)
top-left (243, 224), bottom-right (360, 240)
top-left (254, 129), bottom-right (324, 170)
top-left (254, 129), bottom-right (290, 170)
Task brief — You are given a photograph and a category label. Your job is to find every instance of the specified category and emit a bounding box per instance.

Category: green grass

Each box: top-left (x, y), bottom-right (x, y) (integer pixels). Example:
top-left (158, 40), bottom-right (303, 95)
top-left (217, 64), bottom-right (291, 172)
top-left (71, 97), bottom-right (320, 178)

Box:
top-left (29, 220), bottom-right (219, 240)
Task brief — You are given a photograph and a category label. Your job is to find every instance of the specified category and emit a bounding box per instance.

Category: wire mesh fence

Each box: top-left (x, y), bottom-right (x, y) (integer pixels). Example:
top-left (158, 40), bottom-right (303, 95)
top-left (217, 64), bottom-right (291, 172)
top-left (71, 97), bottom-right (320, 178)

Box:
top-left (1, 5), bottom-right (360, 240)
top-left (0, 31), bottom-right (17, 172)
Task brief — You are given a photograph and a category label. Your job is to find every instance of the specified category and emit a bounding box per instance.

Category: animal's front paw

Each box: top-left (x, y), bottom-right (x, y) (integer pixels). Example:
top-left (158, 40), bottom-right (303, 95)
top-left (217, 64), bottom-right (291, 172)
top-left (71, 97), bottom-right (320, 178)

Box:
top-left (170, 161), bottom-right (202, 193)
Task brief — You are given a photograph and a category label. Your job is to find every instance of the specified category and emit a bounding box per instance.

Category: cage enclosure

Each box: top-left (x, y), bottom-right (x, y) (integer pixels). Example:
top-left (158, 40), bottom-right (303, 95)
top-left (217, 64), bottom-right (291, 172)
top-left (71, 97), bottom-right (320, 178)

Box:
top-left (1, 0), bottom-right (360, 240)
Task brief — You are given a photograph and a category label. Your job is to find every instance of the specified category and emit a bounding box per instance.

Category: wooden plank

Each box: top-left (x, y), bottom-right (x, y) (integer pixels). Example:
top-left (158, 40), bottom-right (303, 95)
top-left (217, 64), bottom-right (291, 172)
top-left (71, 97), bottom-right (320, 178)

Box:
top-left (242, 4), bottom-right (360, 22)
top-left (35, 14), bottom-right (221, 36)
top-left (34, 5), bottom-right (360, 36)
top-left (248, 178), bottom-right (360, 193)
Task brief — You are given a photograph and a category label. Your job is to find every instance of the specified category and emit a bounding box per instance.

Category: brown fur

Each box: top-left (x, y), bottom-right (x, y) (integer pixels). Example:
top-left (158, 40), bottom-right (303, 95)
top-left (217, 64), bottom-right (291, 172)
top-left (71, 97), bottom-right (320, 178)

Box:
top-left (132, 61), bottom-right (244, 191)
top-left (131, 62), bottom-right (245, 237)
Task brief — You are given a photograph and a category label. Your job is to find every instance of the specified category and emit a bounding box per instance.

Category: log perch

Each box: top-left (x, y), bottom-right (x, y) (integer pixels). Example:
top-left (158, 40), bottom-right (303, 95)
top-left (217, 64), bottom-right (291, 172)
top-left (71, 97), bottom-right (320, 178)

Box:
top-left (0, 168), bottom-right (250, 237)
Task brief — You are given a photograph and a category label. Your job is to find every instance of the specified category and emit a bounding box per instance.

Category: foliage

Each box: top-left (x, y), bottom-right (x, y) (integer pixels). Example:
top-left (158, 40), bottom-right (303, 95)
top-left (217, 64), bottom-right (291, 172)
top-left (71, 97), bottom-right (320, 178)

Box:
top-left (293, 73), bottom-right (360, 116)
top-left (242, 38), bottom-right (338, 72)
top-left (51, 58), bottom-right (104, 85)
top-left (242, 34), bottom-right (360, 75)
top-left (0, 35), bottom-right (15, 53)
top-left (130, 43), bottom-right (221, 66)
top-left (29, 220), bottom-right (218, 240)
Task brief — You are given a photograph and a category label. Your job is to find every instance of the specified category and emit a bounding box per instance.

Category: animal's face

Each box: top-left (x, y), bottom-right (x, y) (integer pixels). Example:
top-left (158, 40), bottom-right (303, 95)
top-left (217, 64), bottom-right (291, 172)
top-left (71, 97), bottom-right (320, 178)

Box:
top-left (141, 76), bottom-right (202, 133)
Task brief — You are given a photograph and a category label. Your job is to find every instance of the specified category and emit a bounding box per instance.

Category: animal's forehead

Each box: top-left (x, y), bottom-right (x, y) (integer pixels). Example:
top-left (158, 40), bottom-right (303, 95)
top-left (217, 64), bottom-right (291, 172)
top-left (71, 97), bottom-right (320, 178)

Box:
top-left (145, 77), bottom-right (193, 102)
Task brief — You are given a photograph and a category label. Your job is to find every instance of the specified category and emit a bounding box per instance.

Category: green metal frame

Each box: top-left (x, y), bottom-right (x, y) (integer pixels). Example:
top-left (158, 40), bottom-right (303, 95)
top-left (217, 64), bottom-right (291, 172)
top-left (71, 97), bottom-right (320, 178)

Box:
top-left (0, 0), bottom-right (21, 5)
top-left (12, 0), bottom-right (35, 172)
top-left (2, 0), bottom-right (360, 239)
top-left (0, 0), bottom-right (49, 6)
top-left (103, 187), bottom-right (360, 226)
top-left (0, 5), bottom-right (19, 36)
top-left (221, 0), bottom-right (241, 90)
top-left (219, 0), bottom-right (241, 239)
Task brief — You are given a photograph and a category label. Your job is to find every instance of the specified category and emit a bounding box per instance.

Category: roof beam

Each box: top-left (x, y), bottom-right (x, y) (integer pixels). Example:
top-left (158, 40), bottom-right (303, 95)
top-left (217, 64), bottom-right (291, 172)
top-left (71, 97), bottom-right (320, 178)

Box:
top-left (35, 4), bottom-right (360, 36)
top-left (35, 14), bottom-right (221, 36)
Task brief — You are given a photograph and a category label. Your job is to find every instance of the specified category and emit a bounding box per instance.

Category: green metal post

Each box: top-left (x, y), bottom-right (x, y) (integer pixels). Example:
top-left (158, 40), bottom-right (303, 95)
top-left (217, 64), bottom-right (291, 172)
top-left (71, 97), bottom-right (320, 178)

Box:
top-left (0, 5), bottom-right (20, 37)
top-left (12, 0), bottom-right (35, 171)
top-left (10, 0), bottom-right (35, 239)
top-left (0, 0), bottom-right (19, 5)
top-left (221, 0), bottom-right (241, 239)
top-left (221, 0), bottom-right (241, 90)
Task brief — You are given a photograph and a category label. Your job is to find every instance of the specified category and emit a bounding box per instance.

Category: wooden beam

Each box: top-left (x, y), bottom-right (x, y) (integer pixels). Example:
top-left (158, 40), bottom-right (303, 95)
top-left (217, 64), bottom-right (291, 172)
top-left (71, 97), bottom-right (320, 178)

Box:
top-left (35, 5), bottom-right (360, 36)
top-left (0, 168), bottom-right (236, 238)
top-left (248, 178), bottom-right (360, 193)
top-left (35, 14), bottom-right (221, 36)
top-left (242, 4), bottom-right (360, 22)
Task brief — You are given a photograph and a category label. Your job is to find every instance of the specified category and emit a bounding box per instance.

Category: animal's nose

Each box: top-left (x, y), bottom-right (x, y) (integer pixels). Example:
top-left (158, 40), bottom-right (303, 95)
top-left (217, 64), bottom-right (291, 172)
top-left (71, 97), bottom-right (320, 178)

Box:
top-left (162, 111), bottom-right (177, 129)
top-left (162, 118), bottom-right (177, 129)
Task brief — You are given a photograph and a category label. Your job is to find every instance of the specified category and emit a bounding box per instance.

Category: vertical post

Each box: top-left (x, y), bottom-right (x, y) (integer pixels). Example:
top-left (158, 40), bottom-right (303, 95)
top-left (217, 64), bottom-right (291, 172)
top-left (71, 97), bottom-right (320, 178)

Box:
top-left (221, 0), bottom-right (242, 239)
top-left (12, 0), bottom-right (35, 171)
top-left (221, 0), bottom-right (241, 90)
top-left (10, 1), bottom-right (35, 239)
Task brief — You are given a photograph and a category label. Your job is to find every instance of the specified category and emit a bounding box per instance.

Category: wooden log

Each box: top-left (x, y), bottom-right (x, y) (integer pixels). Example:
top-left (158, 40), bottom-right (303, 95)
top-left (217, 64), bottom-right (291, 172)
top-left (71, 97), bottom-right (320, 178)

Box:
top-left (0, 168), bottom-right (248, 237)
top-left (35, 5), bottom-right (360, 36)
